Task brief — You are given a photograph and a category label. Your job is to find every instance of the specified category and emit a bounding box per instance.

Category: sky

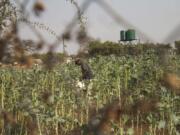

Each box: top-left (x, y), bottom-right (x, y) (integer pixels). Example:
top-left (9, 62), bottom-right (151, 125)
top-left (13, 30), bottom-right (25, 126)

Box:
top-left (17, 0), bottom-right (180, 54)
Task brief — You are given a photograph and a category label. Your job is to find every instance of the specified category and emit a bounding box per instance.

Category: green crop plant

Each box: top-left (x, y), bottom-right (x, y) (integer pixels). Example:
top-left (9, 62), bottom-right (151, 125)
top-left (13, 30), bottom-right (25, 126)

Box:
top-left (0, 50), bottom-right (179, 135)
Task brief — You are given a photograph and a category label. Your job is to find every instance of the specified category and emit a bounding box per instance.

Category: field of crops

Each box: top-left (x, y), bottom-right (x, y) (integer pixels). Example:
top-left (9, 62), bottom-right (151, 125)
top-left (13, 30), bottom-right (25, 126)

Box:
top-left (0, 50), bottom-right (180, 135)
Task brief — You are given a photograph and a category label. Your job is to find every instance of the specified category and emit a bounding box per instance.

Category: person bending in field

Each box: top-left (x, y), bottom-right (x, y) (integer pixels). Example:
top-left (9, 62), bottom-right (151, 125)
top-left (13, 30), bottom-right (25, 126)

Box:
top-left (75, 58), bottom-right (93, 80)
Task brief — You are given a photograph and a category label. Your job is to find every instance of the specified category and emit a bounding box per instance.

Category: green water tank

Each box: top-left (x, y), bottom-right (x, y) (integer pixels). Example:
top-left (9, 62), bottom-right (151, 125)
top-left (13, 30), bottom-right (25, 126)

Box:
top-left (125, 29), bottom-right (136, 41)
top-left (120, 30), bottom-right (126, 41)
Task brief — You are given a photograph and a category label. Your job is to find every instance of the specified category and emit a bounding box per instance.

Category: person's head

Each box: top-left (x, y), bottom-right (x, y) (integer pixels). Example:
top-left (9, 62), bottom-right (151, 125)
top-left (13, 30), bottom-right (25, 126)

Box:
top-left (75, 58), bottom-right (82, 65)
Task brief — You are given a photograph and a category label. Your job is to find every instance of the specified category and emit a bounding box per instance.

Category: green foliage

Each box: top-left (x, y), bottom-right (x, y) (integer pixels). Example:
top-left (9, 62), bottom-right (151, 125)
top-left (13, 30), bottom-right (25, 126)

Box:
top-left (31, 52), bottom-right (68, 63)
top-left (0, 0), bottom-right (17, 26)
top-left (88, 41), bottom-right (172, 57)
top-left (0, 51), bottom-right (179, 135)
top-left (175, 41), bottom-right (180, 54)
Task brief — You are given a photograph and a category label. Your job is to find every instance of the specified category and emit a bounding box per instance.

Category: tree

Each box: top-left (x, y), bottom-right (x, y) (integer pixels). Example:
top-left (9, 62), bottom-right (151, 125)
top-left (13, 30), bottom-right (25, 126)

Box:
top-left (0, 0), bottom-right (17, 28)
top-left (175, 41), bottom-right (180, 54)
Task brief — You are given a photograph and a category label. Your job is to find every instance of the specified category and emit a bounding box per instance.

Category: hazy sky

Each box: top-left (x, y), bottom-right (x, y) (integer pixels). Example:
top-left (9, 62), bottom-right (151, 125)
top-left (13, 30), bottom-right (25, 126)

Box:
top-left (18, 0), bottom-right (180, 54)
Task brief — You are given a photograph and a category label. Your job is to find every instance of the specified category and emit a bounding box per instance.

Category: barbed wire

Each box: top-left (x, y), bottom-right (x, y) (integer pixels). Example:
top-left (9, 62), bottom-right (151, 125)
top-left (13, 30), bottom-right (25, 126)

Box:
top-left (4, 1), bottom-right (60, 41)
top-left (0, 0), bottom-right (179, 67)
top-left (51, 0), bottom-right (180, 47)
top-left (16, 18), bottom-right (60, 40)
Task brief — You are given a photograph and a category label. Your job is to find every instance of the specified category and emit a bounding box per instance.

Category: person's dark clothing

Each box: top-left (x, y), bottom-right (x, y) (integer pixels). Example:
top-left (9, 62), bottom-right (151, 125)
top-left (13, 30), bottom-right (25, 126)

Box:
top-left (75, 59), bottom-right (93, 80)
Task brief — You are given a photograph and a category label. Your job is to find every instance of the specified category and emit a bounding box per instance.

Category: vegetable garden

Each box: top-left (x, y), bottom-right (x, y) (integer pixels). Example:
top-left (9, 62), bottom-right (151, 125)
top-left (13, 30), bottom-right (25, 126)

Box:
top-left (0, 50), bottom-right (180, 135)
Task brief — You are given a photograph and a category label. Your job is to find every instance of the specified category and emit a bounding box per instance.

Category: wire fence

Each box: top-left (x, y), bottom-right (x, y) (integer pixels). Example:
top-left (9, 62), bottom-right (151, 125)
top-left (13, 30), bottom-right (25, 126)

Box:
top-left (0, 1), bottom-right (180, 135)
top-left (0, 0), bottom-right (180, 67)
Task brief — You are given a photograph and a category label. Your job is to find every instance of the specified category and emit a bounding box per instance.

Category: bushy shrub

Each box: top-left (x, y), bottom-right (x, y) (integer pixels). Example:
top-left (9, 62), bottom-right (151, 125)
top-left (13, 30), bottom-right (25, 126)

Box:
top-left (175, 41), bottom-right (180, 54)
top-left (31, 52), bottom-right (67, 63)
top-left (88, 41), bottom-right (172, 56)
